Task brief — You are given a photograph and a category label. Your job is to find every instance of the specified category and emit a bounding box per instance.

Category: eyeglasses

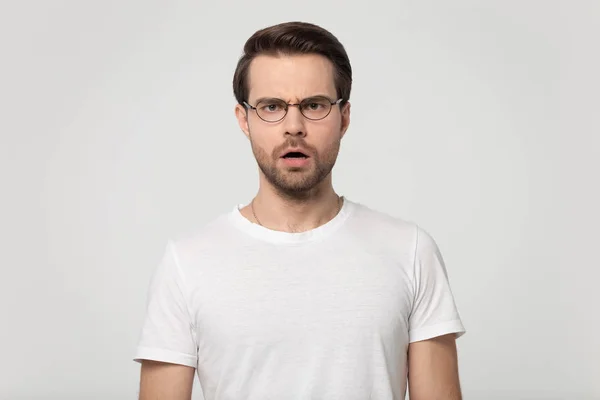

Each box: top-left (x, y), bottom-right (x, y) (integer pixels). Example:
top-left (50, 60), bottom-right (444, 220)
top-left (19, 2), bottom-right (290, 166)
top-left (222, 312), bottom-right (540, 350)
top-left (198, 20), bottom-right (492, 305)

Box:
top-left (243, 96), bottom-right (343, 122)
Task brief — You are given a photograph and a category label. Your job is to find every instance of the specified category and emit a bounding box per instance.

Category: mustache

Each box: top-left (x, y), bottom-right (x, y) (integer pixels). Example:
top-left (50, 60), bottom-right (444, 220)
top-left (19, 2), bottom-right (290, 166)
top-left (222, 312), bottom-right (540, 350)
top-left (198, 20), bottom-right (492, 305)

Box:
top-left (272, 138), bottom-right (316, 157)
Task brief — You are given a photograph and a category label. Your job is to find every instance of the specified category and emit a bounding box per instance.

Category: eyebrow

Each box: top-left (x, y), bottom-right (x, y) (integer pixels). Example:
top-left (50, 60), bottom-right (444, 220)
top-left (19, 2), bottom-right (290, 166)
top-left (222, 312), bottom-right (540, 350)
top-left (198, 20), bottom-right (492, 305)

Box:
top-left (251, 94), bottom-right (334, 105)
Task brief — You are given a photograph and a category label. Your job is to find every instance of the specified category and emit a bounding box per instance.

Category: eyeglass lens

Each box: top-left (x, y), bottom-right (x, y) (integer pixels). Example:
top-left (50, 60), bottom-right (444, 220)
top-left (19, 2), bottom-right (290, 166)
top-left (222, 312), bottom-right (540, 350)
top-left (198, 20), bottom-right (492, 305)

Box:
top-left (255, 96), bottom-right (334, 122)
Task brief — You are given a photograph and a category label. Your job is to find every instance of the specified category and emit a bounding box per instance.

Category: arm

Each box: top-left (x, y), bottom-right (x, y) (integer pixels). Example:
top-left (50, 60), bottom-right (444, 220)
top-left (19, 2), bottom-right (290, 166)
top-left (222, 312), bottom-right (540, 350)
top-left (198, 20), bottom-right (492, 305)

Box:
top-left (406, 226), bottom-right (466, 398)
top-left (139, 360), bottom-right (195, 400)
top-left (407, 334), bottom-right (462, 400)
top-left (134, 242), bottom-right (199, 398)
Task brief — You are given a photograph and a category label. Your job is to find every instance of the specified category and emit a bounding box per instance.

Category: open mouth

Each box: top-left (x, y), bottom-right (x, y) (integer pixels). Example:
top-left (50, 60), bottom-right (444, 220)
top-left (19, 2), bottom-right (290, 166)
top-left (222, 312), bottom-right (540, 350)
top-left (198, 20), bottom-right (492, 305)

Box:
top-left (282, 151), bottom-right (308, 159)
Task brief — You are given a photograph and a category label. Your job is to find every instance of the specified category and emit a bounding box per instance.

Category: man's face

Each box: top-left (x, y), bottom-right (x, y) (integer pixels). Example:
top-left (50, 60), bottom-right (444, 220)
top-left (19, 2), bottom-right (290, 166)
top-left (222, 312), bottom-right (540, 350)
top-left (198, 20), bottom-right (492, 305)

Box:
top-left (235, 54), bottom-right (350, 197)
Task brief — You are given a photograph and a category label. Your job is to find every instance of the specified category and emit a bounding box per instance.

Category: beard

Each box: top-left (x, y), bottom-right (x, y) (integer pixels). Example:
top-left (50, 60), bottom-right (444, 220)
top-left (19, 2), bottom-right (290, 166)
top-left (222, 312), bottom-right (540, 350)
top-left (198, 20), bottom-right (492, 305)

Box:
top-left (250, 135), bottom-right (341, 198)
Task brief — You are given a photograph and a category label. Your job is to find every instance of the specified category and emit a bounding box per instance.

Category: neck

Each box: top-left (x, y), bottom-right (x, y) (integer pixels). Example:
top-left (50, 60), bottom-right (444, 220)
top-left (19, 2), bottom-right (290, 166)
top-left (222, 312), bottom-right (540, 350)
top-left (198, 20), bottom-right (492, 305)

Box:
top-left (249, 176), bottom-right (342, 233)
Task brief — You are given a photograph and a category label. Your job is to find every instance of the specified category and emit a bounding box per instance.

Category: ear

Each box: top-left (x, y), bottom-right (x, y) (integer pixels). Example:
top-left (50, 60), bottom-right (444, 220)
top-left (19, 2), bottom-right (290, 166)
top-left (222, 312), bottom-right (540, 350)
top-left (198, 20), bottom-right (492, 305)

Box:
top-left (340, 101), bottom-right (351, 138)
top-left (235, 103), bottom-right (251, 139)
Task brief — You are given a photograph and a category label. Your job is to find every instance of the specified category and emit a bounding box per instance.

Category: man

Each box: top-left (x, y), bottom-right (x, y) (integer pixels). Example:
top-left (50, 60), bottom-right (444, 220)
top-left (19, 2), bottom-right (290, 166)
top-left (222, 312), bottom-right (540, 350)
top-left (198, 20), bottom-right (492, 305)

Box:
top-left (134, 21), bottom-right (466, 400)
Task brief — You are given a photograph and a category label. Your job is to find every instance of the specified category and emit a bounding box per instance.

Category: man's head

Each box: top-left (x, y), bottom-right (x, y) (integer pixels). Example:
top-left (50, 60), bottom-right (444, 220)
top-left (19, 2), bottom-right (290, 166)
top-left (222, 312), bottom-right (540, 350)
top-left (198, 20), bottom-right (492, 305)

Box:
top-left (233, 22), bottom-right (352, 198)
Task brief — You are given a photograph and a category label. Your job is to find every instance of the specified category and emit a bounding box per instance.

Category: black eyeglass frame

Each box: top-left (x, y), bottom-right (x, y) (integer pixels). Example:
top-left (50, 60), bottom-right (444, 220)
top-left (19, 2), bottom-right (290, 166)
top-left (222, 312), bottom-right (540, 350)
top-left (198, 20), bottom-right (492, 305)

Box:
top-left (243, 96), bottom-right (343, 122)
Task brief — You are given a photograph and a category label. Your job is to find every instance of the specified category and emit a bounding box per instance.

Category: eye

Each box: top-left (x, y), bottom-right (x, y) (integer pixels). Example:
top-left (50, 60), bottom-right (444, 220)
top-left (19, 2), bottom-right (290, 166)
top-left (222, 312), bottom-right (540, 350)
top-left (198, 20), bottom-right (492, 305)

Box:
top-left (302, 98), bottom-right (329, 111)
top-left (259, 101), bottom-right (285, 113)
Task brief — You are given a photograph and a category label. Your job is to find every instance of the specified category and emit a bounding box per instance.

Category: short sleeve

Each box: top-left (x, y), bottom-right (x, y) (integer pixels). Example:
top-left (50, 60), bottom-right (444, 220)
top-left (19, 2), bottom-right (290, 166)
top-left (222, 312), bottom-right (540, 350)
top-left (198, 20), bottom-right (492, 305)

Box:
top-left (133, 241), bottom-right (198, 368)
top-left (408, 226), bottom-right (466, 343)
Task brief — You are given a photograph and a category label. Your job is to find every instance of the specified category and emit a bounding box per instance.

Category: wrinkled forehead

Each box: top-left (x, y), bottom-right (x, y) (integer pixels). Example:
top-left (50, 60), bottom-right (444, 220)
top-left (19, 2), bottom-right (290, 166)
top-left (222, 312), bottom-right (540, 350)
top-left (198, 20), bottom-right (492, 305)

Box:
top-left (247, 54), bottom-right (337, 103)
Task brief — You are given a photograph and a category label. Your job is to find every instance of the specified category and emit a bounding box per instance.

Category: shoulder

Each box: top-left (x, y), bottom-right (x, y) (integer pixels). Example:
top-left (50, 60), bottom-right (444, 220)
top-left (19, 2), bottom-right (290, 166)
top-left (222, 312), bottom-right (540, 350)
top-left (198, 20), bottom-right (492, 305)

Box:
top-left (347, 199), bottom-right (417, 237)
top-left (345, 199), bottom-right (443, 258)
top-left (166, 209), bottom-right (240, 265)
top-left (344, 199), bottom-right (426, 255)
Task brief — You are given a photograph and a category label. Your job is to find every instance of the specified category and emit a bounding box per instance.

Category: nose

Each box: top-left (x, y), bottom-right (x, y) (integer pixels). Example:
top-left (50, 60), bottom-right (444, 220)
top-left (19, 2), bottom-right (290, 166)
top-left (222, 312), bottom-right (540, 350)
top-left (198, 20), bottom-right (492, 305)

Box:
top-left (283, 105), bottom-right (306, 137)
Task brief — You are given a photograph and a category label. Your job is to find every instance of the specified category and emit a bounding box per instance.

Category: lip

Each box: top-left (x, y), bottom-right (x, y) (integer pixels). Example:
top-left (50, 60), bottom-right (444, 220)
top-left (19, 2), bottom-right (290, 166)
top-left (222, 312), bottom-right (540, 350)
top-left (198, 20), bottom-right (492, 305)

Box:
top-left (279, 148), bottom-right (311, 158)
top-left (280, 156), bottom-right (311, 168)
top-left (279, 148), bottom-right (311, 168)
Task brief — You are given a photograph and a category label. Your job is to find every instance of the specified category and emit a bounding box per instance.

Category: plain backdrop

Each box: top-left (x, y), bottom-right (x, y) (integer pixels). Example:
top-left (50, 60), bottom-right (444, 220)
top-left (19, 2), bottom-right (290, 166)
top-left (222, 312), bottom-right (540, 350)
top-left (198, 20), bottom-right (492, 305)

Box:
top-left (1, 1), bottom-right (598, 399)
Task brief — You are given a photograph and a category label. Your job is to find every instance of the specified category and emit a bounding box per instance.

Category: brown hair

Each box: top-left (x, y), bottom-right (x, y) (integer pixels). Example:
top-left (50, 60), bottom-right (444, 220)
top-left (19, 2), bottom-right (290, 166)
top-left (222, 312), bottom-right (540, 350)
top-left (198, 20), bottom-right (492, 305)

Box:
top-left (232, 21), bottom-right (352, 106)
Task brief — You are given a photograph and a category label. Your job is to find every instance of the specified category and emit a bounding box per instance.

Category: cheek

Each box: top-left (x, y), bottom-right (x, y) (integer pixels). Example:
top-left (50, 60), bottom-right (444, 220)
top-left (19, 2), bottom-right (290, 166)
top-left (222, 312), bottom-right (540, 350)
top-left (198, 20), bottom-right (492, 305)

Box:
top-left (313, 122), bottom-right (342, 147)
top-left (250, 128), bottom-right (279, 155)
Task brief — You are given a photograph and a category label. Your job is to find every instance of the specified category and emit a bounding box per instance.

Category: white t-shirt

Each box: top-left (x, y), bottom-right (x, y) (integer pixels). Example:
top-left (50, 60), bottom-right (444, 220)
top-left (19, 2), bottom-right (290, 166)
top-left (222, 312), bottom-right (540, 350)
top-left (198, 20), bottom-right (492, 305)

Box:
top-left (134, 198), bottom-right (465, 399)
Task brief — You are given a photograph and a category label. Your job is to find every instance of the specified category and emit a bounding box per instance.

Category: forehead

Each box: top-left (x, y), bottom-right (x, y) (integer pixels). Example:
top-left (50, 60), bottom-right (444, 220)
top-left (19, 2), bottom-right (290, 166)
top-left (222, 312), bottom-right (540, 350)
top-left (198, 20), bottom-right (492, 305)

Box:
top-left (247, 53), bottom-right (336, 102)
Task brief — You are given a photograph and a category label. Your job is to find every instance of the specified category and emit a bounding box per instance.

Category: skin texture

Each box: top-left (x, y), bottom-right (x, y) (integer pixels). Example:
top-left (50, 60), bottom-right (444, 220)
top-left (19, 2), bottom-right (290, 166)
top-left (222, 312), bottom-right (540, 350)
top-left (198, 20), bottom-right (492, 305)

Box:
top-left (234, 53), bottom-right (351, 233)
top-left (138, 360), bottom-right (195, 400)
top-left (408, 334), bottom-right (462, 399)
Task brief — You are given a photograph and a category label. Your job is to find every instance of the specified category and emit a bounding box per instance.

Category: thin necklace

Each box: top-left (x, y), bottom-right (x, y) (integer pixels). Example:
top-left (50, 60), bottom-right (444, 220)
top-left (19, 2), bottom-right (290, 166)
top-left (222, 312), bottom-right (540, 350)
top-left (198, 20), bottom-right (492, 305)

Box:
top-left (251, 196), bottom-right (343, 227)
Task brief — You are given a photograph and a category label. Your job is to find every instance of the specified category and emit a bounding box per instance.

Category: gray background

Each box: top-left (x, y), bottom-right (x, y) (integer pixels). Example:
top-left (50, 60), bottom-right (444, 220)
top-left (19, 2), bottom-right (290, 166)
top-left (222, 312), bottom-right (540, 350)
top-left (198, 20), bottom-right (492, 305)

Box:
top-left (1, 0), bottom-right (598, 399)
